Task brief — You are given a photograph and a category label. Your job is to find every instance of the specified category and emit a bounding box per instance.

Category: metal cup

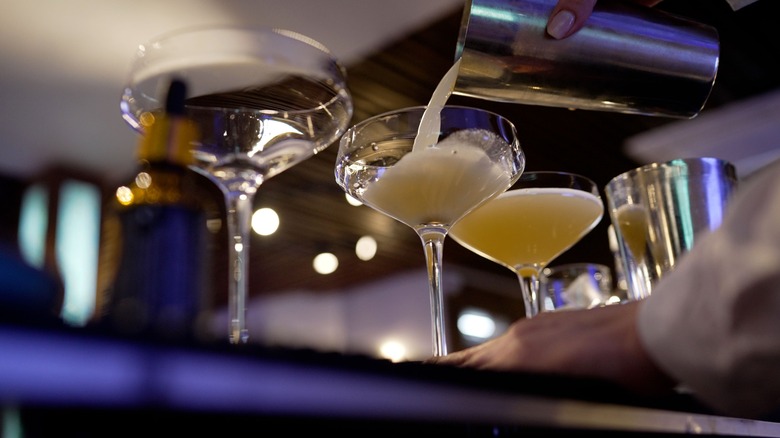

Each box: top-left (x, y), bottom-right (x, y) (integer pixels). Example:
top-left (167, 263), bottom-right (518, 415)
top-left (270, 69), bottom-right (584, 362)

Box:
top-left (605, 157), bottom-right (738, 300)
top-left (454, 0), bottom-right (720, 118)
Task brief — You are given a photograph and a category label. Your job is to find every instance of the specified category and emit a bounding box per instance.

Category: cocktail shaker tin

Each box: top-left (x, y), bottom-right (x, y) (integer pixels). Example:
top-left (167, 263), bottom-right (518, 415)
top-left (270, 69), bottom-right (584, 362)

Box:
top-left (454, 0), bottom-right (720, 118)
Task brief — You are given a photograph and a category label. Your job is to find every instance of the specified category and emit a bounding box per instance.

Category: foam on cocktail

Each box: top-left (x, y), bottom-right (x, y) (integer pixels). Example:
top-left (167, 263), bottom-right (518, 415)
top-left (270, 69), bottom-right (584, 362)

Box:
top-left (360, 139), bottom-right (512, 227)
top-left (361, 57), bottom-right (514, 228)
top-left (436, 128), bottom-right (510, 156)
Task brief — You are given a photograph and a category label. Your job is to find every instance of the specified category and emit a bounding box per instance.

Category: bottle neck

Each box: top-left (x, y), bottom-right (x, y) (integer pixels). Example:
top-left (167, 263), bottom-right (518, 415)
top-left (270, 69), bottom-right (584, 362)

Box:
top-left (138, 113), bottom-right (198, 167)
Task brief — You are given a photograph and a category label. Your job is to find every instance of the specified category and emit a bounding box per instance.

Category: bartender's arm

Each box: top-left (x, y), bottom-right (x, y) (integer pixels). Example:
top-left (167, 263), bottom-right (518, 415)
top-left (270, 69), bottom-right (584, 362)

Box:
top-left (636, 159), bottom-right (780, 417)
top-left (430, 0), bottom-right (780, 419)
top-left (428, 156), bottom-right (780, 419)
top-left (546, 1), bottom-right (780, 418)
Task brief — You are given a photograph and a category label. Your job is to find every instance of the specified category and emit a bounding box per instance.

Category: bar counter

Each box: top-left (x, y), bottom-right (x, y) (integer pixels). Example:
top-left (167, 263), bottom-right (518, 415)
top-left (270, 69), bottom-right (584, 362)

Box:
top-left (2, 317), bottom-right (780, 436)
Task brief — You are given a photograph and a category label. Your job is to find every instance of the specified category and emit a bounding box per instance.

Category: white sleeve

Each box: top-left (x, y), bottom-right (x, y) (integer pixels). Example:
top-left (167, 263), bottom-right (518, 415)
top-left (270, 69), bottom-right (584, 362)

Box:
top-left (637, 159), bottom-right (780, 418)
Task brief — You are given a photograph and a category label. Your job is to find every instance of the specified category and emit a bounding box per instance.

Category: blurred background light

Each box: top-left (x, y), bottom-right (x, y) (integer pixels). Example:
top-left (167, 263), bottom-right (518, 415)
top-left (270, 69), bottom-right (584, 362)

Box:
top-left (355, 235), bottom-right (377, 261)
top-left (313, 252), bottom-right (338, 275)
top-left (345, 194), bottom-right (362, 206)
top-left (457, 308), bottom-right (497, 340)
top-left (252, 207), bottom-right (280, 236)
top-left (378, 339), bottom-right (407, 363)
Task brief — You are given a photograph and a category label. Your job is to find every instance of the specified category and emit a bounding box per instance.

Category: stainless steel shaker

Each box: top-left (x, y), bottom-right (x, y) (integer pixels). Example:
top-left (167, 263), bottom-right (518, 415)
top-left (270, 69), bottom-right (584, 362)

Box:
top-left (454, 0), bottom-right (720, 118)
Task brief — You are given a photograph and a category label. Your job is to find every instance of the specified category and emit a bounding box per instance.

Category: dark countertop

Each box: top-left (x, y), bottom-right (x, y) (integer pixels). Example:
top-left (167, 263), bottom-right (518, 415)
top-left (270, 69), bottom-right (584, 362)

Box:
top-left (1, 316), bottom-right (779, 436)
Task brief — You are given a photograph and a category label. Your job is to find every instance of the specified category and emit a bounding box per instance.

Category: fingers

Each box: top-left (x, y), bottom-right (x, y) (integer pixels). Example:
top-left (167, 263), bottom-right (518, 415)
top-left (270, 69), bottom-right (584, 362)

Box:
top-left (546, 0), bottom-right (665, 39)
top-left (424, 340), bottom-right (492, 366)
top-left (424, 351), bottom-right (466, 366)
top-left (546, 0), bottom-right (598, 39)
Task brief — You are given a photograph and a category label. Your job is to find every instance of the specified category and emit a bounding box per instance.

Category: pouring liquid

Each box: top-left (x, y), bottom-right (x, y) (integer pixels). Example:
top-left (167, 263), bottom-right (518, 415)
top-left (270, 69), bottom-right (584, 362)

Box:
top-left (412, 58), bottom-right (461, 152)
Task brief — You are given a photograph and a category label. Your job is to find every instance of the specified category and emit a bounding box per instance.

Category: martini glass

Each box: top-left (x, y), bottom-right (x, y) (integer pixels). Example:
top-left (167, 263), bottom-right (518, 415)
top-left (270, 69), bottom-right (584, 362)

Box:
top-left (335, 106), bottom-right (525, 356)
top-left (121, 26), bottom-right (353, 344)
top-left (450, 171), bottom-right (603, 318)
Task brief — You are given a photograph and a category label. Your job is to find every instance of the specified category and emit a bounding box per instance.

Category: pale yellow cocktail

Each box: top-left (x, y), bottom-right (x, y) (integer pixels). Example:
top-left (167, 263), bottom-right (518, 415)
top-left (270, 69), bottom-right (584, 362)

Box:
top-left (451, 187), bottom-right (603, 275)
top-left (613, 203), bottom-right (649, 261)
top-left (450, 172), bottom-right (603, 317)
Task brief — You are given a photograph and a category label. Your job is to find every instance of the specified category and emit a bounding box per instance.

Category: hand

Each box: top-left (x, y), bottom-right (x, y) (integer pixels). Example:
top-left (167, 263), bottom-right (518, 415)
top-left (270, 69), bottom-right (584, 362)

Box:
top-left (547, 0), bottom-right (664, 39)
top-left (426, 300), bottom-right (676, 396)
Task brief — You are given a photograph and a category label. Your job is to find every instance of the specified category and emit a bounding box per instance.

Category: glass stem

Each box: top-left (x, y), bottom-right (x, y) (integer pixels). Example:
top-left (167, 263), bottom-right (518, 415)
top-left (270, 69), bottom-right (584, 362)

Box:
top-left (418, 228), bottom-right (448, 357)
top-left (517, 272), bottom-right (541, 319)
top-left (225, 191), bottom-right (253, 344)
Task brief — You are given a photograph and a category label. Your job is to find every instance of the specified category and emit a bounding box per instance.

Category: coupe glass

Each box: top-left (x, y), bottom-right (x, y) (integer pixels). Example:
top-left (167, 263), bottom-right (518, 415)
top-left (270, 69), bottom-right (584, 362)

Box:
top-left (121, 26), bottom-right (353, 344)
top-left (450, 171), bottom-right (603, 318)
top-left (335, 106), bottom-right (525, 356)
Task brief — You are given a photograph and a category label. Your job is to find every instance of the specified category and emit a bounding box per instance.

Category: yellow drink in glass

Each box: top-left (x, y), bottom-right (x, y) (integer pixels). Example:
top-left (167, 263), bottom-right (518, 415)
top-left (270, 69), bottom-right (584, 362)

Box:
top-left (450, 172), bottom-right (603, 318)
top-left (613, 204), bottom-right (649, 262)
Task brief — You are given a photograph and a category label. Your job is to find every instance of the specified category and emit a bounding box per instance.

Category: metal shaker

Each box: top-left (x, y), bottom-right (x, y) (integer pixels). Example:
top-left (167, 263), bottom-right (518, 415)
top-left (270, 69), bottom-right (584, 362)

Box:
top-left (454, 0), bottom-right (720, 118)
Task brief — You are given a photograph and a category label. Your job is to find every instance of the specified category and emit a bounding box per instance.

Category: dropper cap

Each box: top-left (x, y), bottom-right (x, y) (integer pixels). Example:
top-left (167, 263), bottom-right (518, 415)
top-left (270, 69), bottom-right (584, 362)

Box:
top-left (137, 78), bottom-right (198, 165)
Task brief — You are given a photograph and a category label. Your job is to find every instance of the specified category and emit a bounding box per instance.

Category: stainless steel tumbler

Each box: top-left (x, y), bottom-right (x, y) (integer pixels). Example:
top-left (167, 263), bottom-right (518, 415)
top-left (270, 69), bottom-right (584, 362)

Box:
top-left (454, 0), bottom-right (720, 118)
top-left (605, 157), bottom-right (738, 300)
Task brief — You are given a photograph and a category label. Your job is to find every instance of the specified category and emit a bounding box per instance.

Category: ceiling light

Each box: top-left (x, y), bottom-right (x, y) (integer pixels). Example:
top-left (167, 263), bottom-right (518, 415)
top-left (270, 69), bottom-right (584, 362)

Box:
top-left (355, 235), bottom-right (377, 261)
top-left (251, 207), bottom-right (280, 236)
top-left (313, 252), bottom-right (338, 274)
